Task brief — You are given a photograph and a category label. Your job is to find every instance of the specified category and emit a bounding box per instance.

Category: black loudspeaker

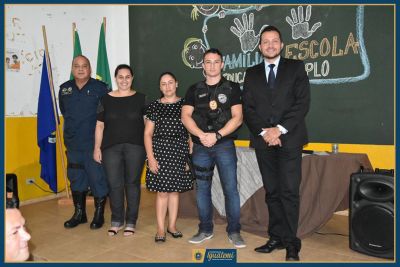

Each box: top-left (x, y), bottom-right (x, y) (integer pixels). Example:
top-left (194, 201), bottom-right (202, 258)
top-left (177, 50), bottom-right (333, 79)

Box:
top-left (349, 170), bottom-right (394, 259)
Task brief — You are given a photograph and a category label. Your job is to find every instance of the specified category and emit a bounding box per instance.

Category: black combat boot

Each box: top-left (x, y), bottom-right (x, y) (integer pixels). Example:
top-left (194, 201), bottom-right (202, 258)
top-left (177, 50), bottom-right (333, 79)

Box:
top-left (90, 196), bottom-right (106, 229)
top-left (64, 191), bottom-right (87, 228)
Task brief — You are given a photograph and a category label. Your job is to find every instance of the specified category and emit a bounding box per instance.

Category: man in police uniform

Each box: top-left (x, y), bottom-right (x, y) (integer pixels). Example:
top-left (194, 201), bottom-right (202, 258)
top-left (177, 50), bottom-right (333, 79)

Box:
top-left (182, 48), bottom-right (245, 248)
top-left (59, 55), bottom-right (109, 230)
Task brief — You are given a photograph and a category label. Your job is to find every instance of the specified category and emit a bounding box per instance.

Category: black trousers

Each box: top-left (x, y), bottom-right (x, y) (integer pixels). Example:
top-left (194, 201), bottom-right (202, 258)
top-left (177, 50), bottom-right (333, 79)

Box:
top-left (255, 145), bottom-right (302, 249)
top-left (102, 143), bottom-right (145, 227)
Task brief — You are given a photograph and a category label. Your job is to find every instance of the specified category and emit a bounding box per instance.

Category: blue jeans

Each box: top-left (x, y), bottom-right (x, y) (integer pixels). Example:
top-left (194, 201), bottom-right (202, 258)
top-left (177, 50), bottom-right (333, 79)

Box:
top-left (192, 139), bottom-right (241, 234)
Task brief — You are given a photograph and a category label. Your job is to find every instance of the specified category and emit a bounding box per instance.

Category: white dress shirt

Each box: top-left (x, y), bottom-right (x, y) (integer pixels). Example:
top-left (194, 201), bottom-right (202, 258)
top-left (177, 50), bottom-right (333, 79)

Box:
top-left (260, 56), bottom-right (288, 137)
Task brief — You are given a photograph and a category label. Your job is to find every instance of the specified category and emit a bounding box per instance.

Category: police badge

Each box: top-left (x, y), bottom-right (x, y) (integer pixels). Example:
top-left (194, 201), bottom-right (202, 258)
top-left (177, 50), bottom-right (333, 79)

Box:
top-left (209, 100), bottom-right (218, 110)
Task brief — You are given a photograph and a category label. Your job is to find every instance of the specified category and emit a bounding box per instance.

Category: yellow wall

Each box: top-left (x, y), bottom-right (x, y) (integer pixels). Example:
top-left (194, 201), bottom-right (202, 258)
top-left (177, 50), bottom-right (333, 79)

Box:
top-left (5, 117), bottom-right (67, 202)
top-left (6, 117), bottom-right (395, 202)
top-left (235, 140), bottom-right (395, 170)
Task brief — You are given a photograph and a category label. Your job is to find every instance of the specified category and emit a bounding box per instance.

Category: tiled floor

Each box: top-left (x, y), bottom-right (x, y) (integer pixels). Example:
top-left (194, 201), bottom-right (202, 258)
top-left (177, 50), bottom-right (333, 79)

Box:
top-left (20, 190), bottom-right (391, 263)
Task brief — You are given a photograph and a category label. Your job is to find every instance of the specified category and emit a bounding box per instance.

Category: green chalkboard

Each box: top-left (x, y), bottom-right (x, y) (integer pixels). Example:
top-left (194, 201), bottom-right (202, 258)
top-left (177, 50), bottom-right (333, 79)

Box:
top-left (129, 5), bottom-right (394, 145)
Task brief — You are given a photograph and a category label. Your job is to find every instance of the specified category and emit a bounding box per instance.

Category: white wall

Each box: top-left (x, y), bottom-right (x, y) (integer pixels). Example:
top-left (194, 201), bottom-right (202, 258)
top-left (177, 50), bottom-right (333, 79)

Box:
top-left (5, 4), bottom-right (130, 116)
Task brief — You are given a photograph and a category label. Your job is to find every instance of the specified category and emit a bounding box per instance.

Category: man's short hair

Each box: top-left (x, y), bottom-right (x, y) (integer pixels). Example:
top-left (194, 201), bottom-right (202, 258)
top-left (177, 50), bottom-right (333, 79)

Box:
top-left (259, 25), bottom-right (283, 45)
top-left (203, 48), bottom-right (223, 61)
top-left (72, 55), bottom-right (91, 69)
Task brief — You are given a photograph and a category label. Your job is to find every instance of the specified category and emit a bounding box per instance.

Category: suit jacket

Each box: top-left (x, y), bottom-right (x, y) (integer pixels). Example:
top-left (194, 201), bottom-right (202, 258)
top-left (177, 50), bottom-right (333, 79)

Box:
top-left (243, 57), bottom-right (311, 149)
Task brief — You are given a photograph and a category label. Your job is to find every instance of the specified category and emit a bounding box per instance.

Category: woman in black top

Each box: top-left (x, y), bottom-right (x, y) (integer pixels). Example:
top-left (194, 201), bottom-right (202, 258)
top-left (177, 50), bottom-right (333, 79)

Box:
top-left (94, 64), bottom-right (146, 236)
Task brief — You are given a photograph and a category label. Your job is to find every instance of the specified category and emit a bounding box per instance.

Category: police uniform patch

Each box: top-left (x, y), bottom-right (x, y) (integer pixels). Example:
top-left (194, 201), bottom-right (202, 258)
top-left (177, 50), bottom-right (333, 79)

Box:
top-left (217, 93), bottom-right (227, 104)
top-left (61, 87), bottom-right (73, 95)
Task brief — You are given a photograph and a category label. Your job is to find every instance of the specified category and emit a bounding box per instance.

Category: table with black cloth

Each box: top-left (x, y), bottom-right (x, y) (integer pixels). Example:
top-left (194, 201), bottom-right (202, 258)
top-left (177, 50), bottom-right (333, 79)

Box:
top-left (179, 147), bottom-right (372, 239)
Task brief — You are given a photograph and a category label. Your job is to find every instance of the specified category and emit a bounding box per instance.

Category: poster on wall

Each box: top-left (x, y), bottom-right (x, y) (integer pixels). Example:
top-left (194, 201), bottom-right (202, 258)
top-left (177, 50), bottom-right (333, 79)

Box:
top-left (6, 49), bottom-right (21, 72)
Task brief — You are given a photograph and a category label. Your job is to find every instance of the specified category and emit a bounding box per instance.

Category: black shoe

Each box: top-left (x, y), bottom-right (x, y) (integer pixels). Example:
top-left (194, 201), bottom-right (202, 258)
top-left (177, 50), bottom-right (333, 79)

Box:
top-left (167, 229), bottom-right (183, 238)
top-left (254, 239), bottom-right (285, 253)
top-left (64, 191), bottom-right (87, 229)
top-left (155, 234), bottom-right (166, 242)
top-left (64, 214), bottom-right (87, 228)
top-left (90, 197), bottom-right (106, 229)
top-left (286, 245), bottom-right (300, 261)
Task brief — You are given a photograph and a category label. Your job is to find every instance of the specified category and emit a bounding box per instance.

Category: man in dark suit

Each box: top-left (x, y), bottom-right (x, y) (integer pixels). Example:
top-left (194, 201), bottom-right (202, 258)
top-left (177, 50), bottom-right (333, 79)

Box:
top-left (242, 25), bottom-right (310, 261)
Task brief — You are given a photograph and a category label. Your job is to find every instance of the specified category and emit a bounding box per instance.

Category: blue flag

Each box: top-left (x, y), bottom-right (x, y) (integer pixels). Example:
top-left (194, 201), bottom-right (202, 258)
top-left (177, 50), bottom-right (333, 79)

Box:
top-left (37, 54), bottom-right (58, 193)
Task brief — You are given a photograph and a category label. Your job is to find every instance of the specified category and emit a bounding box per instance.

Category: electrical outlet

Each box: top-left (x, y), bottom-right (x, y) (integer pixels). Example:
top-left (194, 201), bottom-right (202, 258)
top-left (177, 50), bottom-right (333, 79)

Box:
top-left (26, 178), bottom-right (35, 185)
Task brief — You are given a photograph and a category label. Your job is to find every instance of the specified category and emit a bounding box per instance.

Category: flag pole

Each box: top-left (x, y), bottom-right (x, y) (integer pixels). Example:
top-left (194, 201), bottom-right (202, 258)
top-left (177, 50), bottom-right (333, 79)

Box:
top-left (103, 17), bottom-right (106, 37)
top-left (42, 25), bottom-right (70, 199)
top-left (72, 22), bottom-right (76, 47)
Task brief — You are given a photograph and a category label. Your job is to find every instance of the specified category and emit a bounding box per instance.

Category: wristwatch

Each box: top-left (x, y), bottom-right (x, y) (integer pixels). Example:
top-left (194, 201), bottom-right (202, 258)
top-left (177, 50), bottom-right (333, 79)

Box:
top-left (216, 131), bottom-right (222, 141)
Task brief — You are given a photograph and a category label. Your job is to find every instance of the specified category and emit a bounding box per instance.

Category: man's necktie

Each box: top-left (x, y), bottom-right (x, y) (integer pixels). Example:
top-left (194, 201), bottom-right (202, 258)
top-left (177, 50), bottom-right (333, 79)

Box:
top-left (267, 64), bottom-right (276, 89)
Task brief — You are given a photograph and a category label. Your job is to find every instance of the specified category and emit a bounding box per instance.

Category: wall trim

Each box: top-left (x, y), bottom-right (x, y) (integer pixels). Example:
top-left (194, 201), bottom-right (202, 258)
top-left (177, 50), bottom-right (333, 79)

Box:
top-left (20, 192), bottom-right (66, 206)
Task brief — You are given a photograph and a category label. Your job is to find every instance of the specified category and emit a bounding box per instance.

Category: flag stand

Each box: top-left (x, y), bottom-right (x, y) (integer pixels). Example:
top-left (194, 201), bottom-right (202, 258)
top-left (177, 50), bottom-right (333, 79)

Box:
top-left (42, 25), bottom-right (71, 204)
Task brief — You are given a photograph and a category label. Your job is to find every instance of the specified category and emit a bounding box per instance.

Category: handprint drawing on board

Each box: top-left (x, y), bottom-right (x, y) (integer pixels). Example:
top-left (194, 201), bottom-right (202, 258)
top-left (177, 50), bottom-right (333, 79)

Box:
top-left (230, 13), bottom-right (268, 53)
top-left (286, 5), bottom-right (321, 40)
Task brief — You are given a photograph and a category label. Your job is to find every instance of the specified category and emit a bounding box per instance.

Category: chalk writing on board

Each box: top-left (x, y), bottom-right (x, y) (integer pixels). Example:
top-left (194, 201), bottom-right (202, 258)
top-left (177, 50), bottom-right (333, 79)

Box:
top-left (307, 6), bottom-right (370, 84)
top-left (181, 5), bottom-right (370, 86)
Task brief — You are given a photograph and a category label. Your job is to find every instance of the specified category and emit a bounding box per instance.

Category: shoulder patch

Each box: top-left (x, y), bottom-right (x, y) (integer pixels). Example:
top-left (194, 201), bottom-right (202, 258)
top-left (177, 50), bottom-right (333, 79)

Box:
top-left (60, 87), bottom-right (73, 95)
top-left (217, 93), bottom-right (227, 104)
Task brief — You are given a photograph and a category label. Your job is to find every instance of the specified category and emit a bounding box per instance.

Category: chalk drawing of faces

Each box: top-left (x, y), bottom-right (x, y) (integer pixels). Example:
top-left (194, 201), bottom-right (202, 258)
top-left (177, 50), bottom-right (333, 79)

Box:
top-left (219, 5), bottom-right (255, 18)
top-left (191, 5), bottom-right (219, 20)
top-left (191, 5), bottom-right (259, 20)
top-left (230, 13), bottom-right (269, 53)
top-left (182, 38), bottom-right (207, 69)
top-left (286, 5), bottom-right (322, 40)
